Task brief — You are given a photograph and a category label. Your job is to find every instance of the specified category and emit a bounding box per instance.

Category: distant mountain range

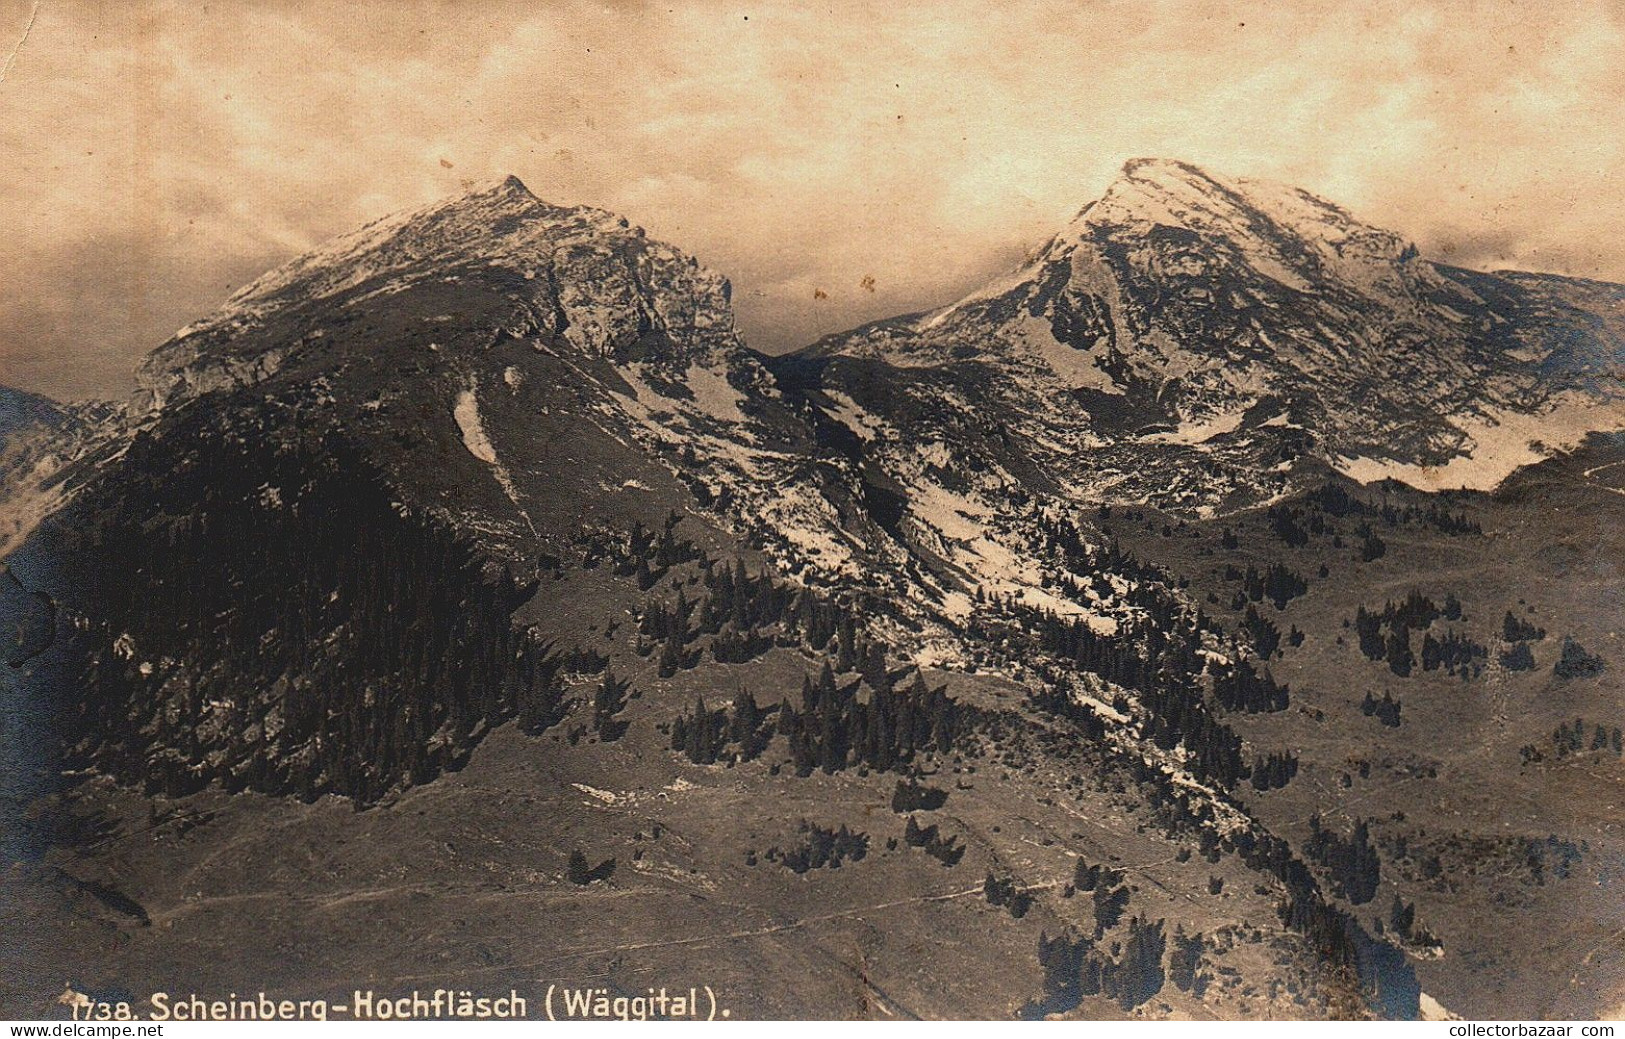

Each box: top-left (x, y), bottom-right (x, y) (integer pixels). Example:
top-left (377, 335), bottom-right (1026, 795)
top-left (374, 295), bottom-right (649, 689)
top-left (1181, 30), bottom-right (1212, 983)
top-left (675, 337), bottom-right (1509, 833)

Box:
top-left (2, 161), bottom-right (1622, 1021)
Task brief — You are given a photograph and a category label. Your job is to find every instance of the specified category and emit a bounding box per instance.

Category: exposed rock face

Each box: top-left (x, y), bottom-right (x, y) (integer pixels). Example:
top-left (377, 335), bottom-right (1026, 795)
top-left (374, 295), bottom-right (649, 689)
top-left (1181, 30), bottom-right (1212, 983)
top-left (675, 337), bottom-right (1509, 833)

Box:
top-left (0, 390), bottom-right (124, 559)
top-left (0, 386), bottom-right (69, 444)
top-left (787, 158), bottom-right (1624, 513)
top-left (86, 176), bottom-right (877, 576)
top-left (135, 176), bottom-right (743, 412)
top-left (8, 163), bottom-right (1624, 648)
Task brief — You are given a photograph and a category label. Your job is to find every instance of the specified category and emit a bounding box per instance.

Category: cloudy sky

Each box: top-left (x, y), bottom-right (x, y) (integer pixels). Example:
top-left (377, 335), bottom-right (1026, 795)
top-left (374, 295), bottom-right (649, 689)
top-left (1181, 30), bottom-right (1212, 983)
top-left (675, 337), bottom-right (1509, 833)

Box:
top-left (1, 0), bottom-right (1621, 400)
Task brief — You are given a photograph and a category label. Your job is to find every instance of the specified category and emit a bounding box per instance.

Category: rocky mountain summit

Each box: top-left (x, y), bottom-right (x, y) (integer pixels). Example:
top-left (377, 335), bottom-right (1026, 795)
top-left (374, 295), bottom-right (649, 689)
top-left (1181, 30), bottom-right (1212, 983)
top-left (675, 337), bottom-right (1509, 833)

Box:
top-left (787, 158), bottom-right (1623, 512)
top-left (90, 176), bottom-right (873, 575)
top-left (137, 176), bottom-right (744, 410)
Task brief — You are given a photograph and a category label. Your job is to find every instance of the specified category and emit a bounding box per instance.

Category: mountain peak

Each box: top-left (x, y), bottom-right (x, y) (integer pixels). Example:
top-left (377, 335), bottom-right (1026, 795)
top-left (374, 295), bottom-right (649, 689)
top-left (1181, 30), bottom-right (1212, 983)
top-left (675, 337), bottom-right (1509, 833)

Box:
top-left (916, 159), bottom-right (1401, 338)
top-left (1081, 158), bottom-right (1327, 232)
top-left (1116, 156), bottom-right (1221, 189)
top-left (139, 179), bottom-right (743, 409)
top-left (496, 172), bottom-right (532, 195)
top-left (804, 159), bottom-right (1625, 509)
top-left (1052, 157), bottom-right (1421, 296)
top-left (164, 178), bottom-right (666, 342)
top-left (1081, 157), bottom-right (1233, 215)
top-left (452, 172), bottom-right (542, 209)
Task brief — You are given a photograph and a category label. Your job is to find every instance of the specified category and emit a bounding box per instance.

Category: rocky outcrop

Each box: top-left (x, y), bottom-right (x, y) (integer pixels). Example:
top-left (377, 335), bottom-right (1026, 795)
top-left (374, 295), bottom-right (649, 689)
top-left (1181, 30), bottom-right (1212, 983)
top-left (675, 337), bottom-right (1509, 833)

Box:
top-left (135, 176), bottom-right (743, 411)
top-left (787, 158), bottom-right (1625, 514)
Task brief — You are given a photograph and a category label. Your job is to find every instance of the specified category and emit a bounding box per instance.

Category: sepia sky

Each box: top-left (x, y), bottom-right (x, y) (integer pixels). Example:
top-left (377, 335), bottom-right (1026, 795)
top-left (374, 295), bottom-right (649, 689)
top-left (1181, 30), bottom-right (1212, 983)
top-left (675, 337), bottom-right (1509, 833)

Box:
top-left (0, 0), bottom-right (1621, 400)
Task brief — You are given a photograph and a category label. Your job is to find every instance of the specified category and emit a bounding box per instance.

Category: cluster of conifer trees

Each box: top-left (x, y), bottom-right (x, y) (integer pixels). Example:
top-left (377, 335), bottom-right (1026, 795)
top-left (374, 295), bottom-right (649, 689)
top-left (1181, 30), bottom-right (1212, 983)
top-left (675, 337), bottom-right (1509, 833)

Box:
top-left (1030, 610), bottom-right (1249, 789)
top-left (634, 554), bottom-right (806, 676)
top-left (1523, 834), bottom-right (1585, 883)
top-left (1029, 915), bottom-right (1169, 1014)
top-left (1223, 562), bottom-right (1309, 610)
top-left (781, 664), bottom-right (959, 775)
top-left (901, 815), bottom-right (965, 866)
top-left (1172, 821), bottom-right (1414, 1011)
top-left (636, 550), bottom-right (888, 680)
top-left (1554, 637), bottom-right (1607, 679)
top-left (616, 515), bottom-right (976, 780)
top-left (1380, 896), bottom-right (1438, 948)
top-left (1258, 484), bottom-right (1479, 561)
top-left (1083, 865), bottom-right (1131, 935)
top-left (1240, 605), bottom-right (1282, 658)
top-left (566, 849), bottom-right (617, 885)
top-left (1359, 691), bottom-right (1402, 728)
top-left (1356, 523), bottom-right (1388, 562)
top-left (1497, 611), bottom-right (1546, 671)
top-left (1027, 675), bottom-right (1109, 741)
top-left (1354, 592), bottom-right (1465, 678)
top-left (1502, 611), bottom-right (1546, 642)
top-left (667, 661), bottom-right (960, 776)
top-left (1027, 585), bottom-right (1280, 796)
top-left (593, 513), bottom-right (703, 586)
top-left (1419, 629), bottom-right (1487, 677)
top-left (1267, 504), bottom-right (1313, 547)
top-left (875, 494), bottom-right (1414, 1003)
top-left (1307, 483), bottom-right (1480, 535)
top-left (1304, 815), bottom-right (1382, 905)
top-left (1212, 656), bottom-right (1290, 713)
top-left (1017, 534), bottom-right (1305, 792)
top-left (760, 821), bottom-right (869, 873)
top-left (984, 873), bottom-right (1035, 918)
top-left (1250, 751), bottom-right (1299, 790)
top-left (1069, 858), bottom-right (1119, 896)
top-left (1549, 717), bottom-right (1623, 759)
top-left (1167, 927), bottom-right (1210, 996)
top-left (591, 669), bottom-right (632, 741)
top-left (667, 686), bottom-right (774, 764)
top-left (1031, 667), bottom-right (1401, 1003)
top-left (1003, 504), bottom-right (1417, 1001)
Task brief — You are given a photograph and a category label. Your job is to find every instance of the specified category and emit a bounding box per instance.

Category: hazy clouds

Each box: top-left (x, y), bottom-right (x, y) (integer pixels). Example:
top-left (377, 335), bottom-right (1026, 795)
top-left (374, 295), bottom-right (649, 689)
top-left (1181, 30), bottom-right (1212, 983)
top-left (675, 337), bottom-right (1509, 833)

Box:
top-left (1, 0), bottom-right (1621, 399)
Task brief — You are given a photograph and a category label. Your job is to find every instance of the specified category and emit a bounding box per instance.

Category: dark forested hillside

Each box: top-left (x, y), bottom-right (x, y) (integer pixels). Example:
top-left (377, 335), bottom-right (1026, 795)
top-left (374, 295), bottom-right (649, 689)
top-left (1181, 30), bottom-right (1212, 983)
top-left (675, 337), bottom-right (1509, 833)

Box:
top-left (37, 392), bottom-right (569, 804)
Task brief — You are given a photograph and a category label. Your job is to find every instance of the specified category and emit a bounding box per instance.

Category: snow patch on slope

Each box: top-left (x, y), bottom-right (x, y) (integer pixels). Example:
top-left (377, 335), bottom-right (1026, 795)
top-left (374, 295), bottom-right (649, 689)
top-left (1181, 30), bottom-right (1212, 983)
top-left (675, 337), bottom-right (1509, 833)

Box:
top-left (923, 254), bottom-right (1047, 330)
top-left (1418, 992), bottom-right (1458, 1022)
top-left (909, 482), bottom-right (990, 543)
top-left (1143, 407), bottom-right (1249, 446)
top-left (454, 385), bottom-right (499, 464)
top-left (823, 390), bottom-right (885, 441)
top-left (903, 477), bottom-right (1116, 632)
top-left (684, 363), bottom-right (747, 424)
top-left (1336, 396), bottom-right (1625, 492)
top-left (453, 379), bottom-right (535, 533)
top-left (0, 453), bottom-right (71, 559)
top-left (1018, 315), bottom-right (1120, 393)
